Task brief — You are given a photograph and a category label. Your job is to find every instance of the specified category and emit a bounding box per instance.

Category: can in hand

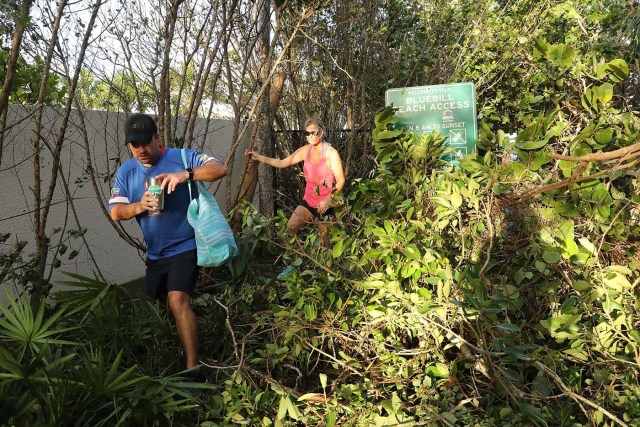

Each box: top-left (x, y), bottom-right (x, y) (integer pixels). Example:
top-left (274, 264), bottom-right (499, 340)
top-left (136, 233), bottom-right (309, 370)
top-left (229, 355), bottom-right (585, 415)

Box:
top-left (146, 176), bottom-right (164, 216)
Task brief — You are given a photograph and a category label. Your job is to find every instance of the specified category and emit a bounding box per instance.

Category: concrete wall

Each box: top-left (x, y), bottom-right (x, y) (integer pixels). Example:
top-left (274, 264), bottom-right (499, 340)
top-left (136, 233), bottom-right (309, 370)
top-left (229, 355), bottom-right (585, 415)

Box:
top-left (0, 105), bottom-right (247, 301)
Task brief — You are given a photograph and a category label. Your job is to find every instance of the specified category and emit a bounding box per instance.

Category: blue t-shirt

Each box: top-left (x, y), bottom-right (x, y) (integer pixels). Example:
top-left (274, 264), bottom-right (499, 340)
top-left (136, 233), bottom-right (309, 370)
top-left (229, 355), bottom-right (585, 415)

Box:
top-left (108, 147), bottom-right (221, 260)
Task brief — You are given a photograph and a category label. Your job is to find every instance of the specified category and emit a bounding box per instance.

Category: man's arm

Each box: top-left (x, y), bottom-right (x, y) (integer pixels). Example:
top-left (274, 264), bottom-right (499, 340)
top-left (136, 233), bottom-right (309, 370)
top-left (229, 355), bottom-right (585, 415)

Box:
top-left (110, 192), bottom-right (156, 221)
top-left (157, 160), bottom-right (229, 194)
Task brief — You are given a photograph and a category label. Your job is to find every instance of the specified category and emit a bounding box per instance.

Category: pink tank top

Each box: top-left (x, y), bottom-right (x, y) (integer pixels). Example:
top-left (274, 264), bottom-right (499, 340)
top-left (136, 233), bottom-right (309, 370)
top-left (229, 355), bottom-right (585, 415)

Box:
top-left (303, 143), bottom-right (335, 208)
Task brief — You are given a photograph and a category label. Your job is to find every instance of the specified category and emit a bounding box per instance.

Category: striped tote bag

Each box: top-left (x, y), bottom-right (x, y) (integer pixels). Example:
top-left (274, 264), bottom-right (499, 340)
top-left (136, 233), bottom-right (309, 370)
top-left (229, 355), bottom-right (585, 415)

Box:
top-left (182, 150), bottom-right (238, 267)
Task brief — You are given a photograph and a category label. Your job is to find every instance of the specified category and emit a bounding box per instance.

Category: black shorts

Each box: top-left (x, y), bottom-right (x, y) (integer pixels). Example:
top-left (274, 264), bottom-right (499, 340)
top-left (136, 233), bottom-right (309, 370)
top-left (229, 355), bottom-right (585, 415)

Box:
top-left (300, 199), bottom-right (334, 220)
top-left (145, 249), bottom-right (199, 299)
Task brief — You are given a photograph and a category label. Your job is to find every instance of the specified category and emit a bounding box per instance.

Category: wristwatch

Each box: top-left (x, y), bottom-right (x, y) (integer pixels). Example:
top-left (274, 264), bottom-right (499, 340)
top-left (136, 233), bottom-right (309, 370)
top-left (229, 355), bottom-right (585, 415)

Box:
top-left (186, 168), bottom-right (194, 180)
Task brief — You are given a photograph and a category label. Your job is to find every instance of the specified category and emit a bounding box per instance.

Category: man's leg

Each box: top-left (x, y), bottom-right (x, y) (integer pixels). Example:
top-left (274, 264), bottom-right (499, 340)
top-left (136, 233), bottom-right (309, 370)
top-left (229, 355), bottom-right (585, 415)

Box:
top-left (167, 290), bottom-right (199, 368)
top-left (165, 250), bottom-right (200, 369)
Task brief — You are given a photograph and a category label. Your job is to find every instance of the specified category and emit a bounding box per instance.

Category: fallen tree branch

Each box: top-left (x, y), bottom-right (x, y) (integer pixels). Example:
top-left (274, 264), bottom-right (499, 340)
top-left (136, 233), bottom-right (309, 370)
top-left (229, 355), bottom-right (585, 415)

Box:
top-left (549, 140), bottom-right (640, 162)
top-left (422, 314), bottom-right (629, 427)
top-left (532, 360), bottom-right (629, 427)
top-left (512, 158), bottom-right (639, 205)
top-left (496, 137), bottom-right (640, 206)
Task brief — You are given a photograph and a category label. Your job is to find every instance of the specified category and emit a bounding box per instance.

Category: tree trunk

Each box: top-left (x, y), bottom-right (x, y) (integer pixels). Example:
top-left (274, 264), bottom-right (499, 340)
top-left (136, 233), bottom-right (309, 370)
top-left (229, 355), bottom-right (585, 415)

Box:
top-left (31, 0), bottom-right (103, 309)
top-left (0, 0), bottom-right (34, 118)
top-left (158, 0), bottom-right (185, 145)
top-left (0, 0), bottom-right (29, 162)
top-left (30, 0), bottom-right (69, 312)
top-left (255, 0), bottom-right (274, 217)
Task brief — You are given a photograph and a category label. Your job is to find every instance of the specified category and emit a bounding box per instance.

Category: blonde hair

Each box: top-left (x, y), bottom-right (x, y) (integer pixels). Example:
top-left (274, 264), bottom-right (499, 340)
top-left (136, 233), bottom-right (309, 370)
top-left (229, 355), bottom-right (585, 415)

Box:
top-left (304, 117), bottom-right (326, 137)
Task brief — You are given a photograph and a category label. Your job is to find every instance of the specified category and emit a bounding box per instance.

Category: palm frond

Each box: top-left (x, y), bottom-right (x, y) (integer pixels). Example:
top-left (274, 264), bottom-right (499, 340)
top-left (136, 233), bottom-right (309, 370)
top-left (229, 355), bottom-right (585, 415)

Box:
top-left (0, 286), bottom-right (78, 357)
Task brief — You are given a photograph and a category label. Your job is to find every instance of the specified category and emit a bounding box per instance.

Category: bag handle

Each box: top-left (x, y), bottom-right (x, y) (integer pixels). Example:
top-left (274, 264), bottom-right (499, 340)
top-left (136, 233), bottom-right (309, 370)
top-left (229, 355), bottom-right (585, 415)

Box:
top-left (181, 149), bottom-right (213, 200)
top-left (180, 149), bottom-right (194, 200)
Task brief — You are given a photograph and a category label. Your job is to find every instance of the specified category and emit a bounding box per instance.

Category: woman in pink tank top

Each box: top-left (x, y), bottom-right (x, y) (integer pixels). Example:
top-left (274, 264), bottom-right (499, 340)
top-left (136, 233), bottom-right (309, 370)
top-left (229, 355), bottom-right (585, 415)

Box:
top-left (244, 117), bottom-right (345, 247)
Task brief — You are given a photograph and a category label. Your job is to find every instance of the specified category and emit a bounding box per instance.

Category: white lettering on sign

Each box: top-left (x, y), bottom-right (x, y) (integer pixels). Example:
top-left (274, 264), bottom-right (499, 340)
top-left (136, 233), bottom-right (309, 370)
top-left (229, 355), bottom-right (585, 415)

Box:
top-left (397, 100), bottom-right (471, 113)
top-left (429, 101), bottom-right (470, 110)
top-left (407, 86), bottom-right (452, 95)
top-left (441, 122), bottom-right (465, 128)
top-left (406, 94), bottom-right (454, 103)
top-left (397, 104), bottom-right (427, 113)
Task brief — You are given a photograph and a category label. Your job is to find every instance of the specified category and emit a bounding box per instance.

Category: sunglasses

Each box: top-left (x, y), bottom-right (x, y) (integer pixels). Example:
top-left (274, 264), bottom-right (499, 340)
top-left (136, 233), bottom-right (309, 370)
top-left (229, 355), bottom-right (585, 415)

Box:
top-left (304, 130), bottom-right (320, 137)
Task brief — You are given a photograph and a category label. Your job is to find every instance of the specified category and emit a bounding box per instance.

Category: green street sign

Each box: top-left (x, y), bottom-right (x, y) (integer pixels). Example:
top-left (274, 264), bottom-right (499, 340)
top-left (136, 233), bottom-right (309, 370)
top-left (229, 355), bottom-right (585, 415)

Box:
top-left (385, 82), bottom-right (477, 164)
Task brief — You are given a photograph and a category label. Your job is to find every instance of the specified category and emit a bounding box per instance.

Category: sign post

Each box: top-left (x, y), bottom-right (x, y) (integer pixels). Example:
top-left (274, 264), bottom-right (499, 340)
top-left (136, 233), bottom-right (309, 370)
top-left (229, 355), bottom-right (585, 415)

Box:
top-left (385, 82), bottom-right (477, 164)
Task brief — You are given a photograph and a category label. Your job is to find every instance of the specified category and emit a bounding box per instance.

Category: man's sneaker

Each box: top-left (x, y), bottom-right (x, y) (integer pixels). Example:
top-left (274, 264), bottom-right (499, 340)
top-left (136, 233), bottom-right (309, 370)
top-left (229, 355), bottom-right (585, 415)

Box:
top-left (277, 265), bottom-right (294, 281)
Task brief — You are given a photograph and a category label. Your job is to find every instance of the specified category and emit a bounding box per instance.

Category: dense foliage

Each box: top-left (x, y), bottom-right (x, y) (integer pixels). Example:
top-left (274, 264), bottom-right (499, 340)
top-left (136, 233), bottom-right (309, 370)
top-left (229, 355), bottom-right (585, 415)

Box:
top-left (0, 275), bottom-right (212, 425)
top-left (2, 0), bottom-right (640, 425)
top-left (208, 43), bottom-right (639, 423)
top-left (2, 41), bottom-right (639, 425)
top-left (0, 47), bottom-right (66, 106)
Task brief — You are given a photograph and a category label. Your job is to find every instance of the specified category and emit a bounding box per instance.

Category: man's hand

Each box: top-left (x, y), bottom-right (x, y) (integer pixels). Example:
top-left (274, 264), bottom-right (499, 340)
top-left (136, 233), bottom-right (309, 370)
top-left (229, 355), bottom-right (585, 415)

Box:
top-left (140, 191), bottom-right (160, 211)
top-left (110, 191), bottom-right (158, 221)
top-left (156, 171), bottom-right (188, 194)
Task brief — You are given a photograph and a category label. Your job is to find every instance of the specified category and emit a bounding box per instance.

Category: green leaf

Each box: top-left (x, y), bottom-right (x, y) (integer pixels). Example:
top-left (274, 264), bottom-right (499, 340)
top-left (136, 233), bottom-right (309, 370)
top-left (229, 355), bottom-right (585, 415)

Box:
top-left (578, 237), bottom-right (596, 254)
top-left (558, 160), bottom-right (574, 178)
top-left (520, 403), bottom-right (548, 426)
top-left (516, 139), bottom-right (548, 150)
top-left (496, 323), bottom-right (520, 333)
top-left (366, 306), bottom-right (385, 318)
top-left (570, 253), bottom-right (592, 266)
top-left (608, 265), bottom-right (632, 275)
top-left (381, 399), bottom-right (397, 415)
top-left (502, 368), bottom-right (521, 382)
top-left (450, 192), bottom-right (463, 209)
top-left (561, 238), bottom-right (579, 258)
top-left (332, 239), bottom-right (345, 258)
top-left (532, 373), bottom-right (552, 397)
top-left (603, 273), bottom-right (631, 291)
top-left (594, 128), bottom-right (613, 145)
top-left (277, 396), bottom-right (288, 420)
top-left (320, 373), bottom-right (328, 389)
top-left (304, 304), bottom-right (317, 321)
top-left (593, 83), bottom-right (613, 105)
top-left (571, 280), bottom-right (590, 291)
top-left (425, 363), bottom-right (449, 378)
top-left (581, 84), bottom-right (613, 113)
top-left (230, 414), bottom-right (246, 422)
top-left (529, 152), bottom-right (552, 170)
top-left (533, 38), bottom-right (549, 55)
top-left (554, 202), bottom-right (578, 217)
top-left (325, 411), bottom-right (337, 427)
top-left (581, 92), bottom-right (595, 112)
top-left (547, 44), bottom-right (575, 70)
top-left (602, 300), bottom-right (623, 315)
top-left (376, 105), bottom-right (398, 124)
top-left (605, 59), bottom-right (629, 82)
top-left (542, 249), bottom-right (561, 264)
top-left (374, 129), bottom-right (404, 140)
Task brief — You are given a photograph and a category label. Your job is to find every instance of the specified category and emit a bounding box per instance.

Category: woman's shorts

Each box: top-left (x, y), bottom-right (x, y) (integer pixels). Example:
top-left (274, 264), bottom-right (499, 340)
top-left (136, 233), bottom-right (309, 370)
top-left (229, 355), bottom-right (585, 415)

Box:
top-left (299, 199), bottom-right (335, 220)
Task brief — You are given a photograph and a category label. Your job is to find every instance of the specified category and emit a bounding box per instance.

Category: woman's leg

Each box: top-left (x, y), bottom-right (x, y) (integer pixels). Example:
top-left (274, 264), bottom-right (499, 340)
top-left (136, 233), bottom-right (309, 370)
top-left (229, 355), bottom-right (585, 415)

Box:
top-left (316, 221), bottom-right (330, 248)
top-left (287, 205), bottom-right (314, 237)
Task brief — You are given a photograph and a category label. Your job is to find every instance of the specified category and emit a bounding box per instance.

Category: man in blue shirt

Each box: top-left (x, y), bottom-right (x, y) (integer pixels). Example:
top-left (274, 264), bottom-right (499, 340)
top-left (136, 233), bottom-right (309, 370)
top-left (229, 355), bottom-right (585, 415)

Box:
top-left (109, 113), bottom-right (228, 371)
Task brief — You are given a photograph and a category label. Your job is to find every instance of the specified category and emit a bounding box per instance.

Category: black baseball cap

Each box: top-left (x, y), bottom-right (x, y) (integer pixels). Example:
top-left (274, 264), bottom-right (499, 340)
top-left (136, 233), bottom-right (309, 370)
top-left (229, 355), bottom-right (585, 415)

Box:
top-left (124, 113), bottom-right (158, 145)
